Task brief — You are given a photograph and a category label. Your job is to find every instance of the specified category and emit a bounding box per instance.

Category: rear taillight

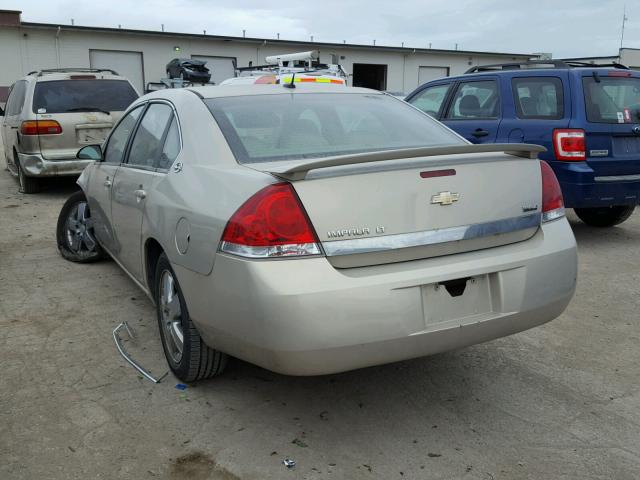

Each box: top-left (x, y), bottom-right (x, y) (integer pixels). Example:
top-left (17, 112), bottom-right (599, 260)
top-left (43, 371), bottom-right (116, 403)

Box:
top-left (553, 129), bottom-right (585, 161)
top-left (540, 160), bottom-right (565, 222)
top-left (20, 120), bottom-right (63, 135)
top-left (219, 183), bottom-right (322, 258)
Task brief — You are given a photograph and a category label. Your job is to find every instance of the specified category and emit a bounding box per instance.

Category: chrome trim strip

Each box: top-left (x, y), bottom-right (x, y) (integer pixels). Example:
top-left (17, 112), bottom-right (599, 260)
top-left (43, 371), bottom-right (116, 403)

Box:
top-left (595, 174), bottom-right (640, 182)
top-left (220, 241), bottom-right (322, 259)
top-left (322, 213), bottom-right (541, 257)
top-left (542, 207), bottom-right (565, 223)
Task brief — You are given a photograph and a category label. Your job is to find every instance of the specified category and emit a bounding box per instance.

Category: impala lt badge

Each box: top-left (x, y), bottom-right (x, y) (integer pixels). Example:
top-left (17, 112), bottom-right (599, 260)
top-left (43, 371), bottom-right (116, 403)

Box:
top-left (431, 191), bottom-right (460, 206)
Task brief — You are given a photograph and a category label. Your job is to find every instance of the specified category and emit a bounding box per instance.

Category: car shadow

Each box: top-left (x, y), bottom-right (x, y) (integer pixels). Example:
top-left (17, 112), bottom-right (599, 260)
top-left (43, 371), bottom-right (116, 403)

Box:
top-left (38, 176), bottom-right (81, 197)
top-left (189, 340), bottom-right (558, 461)
top-left (566, 210), bottom-right (640, 245)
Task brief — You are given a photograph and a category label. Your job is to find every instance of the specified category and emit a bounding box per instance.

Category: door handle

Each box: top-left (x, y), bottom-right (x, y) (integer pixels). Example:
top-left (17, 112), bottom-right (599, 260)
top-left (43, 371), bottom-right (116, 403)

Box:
top-left (103, 179), bottom-right (112, 187)
top-left (134, 189), bottom-right (147, 200)
top-left (472, 128), bottom-right (489, 138)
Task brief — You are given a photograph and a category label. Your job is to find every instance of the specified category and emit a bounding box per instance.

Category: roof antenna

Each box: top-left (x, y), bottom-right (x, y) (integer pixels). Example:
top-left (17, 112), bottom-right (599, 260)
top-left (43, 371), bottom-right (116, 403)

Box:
top-left (283, 72), bottom-right (296, 89)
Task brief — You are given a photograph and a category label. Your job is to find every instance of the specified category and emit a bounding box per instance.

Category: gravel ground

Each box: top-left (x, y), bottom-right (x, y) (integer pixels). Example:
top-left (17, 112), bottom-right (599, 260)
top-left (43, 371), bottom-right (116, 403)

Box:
top-left (1, 155), bottom-right (639, 479)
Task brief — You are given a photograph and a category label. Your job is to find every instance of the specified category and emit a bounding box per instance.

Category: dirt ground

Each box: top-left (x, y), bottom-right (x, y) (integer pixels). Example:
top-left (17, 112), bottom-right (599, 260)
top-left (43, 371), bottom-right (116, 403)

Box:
top-left (1, 154), bottom-right (640, 479)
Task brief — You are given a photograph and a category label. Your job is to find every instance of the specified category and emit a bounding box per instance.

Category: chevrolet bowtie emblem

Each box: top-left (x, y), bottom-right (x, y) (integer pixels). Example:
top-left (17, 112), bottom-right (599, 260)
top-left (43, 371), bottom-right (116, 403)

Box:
top-left (431, 191), bottom-right (460, 206)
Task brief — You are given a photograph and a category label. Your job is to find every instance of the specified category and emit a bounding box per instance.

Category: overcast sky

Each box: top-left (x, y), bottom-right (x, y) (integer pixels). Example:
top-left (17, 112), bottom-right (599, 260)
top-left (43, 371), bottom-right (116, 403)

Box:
top-left (4, 0), bottom-right (638, 58)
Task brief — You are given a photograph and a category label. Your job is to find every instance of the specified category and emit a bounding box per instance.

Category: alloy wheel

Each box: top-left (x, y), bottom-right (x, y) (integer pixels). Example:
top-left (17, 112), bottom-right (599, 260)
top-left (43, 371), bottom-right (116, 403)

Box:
top-left (159, 270), bottom-right (184, 363)
top-left (64, 201), bottom-right (98, 254)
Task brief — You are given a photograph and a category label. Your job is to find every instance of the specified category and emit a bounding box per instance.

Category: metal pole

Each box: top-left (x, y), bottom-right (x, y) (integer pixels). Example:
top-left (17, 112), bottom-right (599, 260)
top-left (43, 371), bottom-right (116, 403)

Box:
top-left (620, 4), bottom-right (628, 50)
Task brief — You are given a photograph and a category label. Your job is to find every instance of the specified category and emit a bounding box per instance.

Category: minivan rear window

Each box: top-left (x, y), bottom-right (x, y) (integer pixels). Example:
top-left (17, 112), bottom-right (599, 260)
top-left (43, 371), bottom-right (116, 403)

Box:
top-left (583, 76), bottom-right (640, 124)
top-left (32, 79), bottom-right (138, 114)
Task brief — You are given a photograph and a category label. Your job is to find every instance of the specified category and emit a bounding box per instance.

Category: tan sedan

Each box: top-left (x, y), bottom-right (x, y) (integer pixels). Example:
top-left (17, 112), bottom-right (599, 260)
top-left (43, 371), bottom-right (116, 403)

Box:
top-left (56, 85), bottom-right (577, 382)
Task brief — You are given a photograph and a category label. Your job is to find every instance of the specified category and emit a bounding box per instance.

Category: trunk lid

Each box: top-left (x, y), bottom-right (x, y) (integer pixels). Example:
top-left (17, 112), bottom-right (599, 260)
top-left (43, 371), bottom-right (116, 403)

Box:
top-left (254, 146), bottom-right (543, 268)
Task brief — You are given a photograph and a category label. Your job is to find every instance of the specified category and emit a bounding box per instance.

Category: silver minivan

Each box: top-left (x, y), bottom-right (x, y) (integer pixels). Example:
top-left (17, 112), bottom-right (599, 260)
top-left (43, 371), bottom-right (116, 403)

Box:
top-left (1, 68), bottom-right (138, 193)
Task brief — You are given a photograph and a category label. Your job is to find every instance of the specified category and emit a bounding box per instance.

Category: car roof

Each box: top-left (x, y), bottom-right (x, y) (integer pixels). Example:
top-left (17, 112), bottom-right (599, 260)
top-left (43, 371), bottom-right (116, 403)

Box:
top-left (419, 66), bottom-right (639, 85)
top-left (185, 84), bottom-right (381, 99)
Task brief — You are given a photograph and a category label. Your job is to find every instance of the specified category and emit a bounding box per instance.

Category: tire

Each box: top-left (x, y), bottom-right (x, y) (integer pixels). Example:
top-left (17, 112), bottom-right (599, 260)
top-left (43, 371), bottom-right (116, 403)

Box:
top-left (56, 191), bottom-right (106, 262)
top-left (154, 253), bottom-right (227, 382)
top-left (16, 154), bottom-right (41, 194)
top-left (574, 206), bottom-right (635, 227)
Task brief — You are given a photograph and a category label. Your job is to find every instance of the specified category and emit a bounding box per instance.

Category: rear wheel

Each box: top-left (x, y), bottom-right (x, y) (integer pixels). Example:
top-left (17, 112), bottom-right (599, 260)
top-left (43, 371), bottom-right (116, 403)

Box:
top-left (154, 253), bottom-right (227, 382)
top-left (16, 153), bottom-right (41, 194)
top-left (574, 206), bottom-right (635, 227)
top-left (56, 191), bottom-right (106, 262)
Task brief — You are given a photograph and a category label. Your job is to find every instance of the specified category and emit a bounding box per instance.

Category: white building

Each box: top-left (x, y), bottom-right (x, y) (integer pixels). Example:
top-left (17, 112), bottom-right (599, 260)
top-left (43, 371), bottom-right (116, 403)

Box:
top-left (561, 48), bottom-right (640, 69)
top-left (0, 9), bottom-right (536, 102)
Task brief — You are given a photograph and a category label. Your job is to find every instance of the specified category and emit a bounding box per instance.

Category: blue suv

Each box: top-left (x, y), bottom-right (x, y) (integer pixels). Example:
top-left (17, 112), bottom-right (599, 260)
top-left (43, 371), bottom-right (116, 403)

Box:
top-left (405, 60), bottom-right (640, 227)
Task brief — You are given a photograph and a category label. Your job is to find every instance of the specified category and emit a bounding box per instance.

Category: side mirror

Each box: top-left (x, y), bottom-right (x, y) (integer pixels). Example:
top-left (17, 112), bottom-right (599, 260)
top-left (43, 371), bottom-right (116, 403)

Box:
top-left (0, 106), bottom-right (4, 116)
top-left (77, 144), bottom-right (103, 161)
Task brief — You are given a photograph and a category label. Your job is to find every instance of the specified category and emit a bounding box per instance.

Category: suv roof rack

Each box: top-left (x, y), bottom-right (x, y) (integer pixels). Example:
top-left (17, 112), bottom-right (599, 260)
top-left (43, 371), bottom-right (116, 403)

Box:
top-left (464, 60), bottom-right (629, 74)
top-left (26, 68), bottom-right (120, 76)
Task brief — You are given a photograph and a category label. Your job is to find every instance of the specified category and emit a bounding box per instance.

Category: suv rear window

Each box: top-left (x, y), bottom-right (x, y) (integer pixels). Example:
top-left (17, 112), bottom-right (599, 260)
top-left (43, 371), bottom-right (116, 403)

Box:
top-left (583, 76), bottom-right (640, 123)
top-left (512, 77), bottom-right (563, 119)
top-left (205, 93), bottom-right (465, 164)
top-left (32, 79), bottom-right (138, 114)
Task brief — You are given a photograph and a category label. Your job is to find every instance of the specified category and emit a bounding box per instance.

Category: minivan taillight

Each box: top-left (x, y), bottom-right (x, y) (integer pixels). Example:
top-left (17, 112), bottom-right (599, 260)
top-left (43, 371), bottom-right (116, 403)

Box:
top-left (219, 183), bottom-right (322, 258)
top-left (553, 129), bottom-right (585, 161)
top-left (20, 120), bottom-right (63, 135)
top-left (540, 161), bottom-right (565, 222)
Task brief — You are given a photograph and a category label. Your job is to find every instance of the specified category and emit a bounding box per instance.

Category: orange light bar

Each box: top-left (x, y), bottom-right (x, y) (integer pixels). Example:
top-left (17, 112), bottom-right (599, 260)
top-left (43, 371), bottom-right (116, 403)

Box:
top-left (20, 120), bottom-right (63, 135)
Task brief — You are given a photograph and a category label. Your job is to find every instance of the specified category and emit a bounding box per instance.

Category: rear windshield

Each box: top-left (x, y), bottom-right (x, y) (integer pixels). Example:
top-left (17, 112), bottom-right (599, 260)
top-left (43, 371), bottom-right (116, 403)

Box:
top-left (32, 79), bottom-right (138, 114)
top-left (583, 76), bottom-right (640, 124)
top-left (205, 93), bottom-right (465, 164)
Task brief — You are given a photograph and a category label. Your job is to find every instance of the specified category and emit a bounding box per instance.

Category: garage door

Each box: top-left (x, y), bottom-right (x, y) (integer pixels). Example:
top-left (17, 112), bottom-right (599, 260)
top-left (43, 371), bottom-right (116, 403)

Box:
top-left (418, 66), bottom-right (449, 87)
top-left (191, 56), bottom-right (236, 85)
top-left (90, 50), bottom-right (144, 95)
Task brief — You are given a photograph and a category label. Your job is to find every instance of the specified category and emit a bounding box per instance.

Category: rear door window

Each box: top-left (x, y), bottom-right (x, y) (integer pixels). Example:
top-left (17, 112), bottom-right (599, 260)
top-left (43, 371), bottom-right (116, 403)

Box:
top-left (158, 117), bottom-right (181, 170)
top-left (445, 80), bottom-right (500, 120)
top-left (583, 76), bottom-right (640, 123)
top-left (32, 79), bottom-right (138, 114)
top-left (512, 77), bottom-right (564, 119)
top-left (408, 84), bottom-right (451, 117)
top-left (126, 103), bottom-right (174, 169)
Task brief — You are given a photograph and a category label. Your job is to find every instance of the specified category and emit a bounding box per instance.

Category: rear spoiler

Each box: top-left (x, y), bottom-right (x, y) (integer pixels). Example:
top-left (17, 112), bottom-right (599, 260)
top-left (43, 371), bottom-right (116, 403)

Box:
top-left (258, 143), bottom-right (546, 181)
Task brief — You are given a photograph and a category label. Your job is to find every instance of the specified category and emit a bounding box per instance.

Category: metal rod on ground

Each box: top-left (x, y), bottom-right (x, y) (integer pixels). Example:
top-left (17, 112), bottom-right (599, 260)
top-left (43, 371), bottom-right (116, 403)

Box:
top-left (112, 322), bottom-right (168, 384)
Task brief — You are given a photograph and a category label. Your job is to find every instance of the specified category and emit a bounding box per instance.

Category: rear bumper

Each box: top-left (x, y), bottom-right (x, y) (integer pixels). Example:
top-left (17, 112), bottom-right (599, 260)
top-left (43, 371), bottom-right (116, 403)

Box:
top-left (17, 152), bottom-right (92, 177)
top-left (551, 160), bottom-right (640, 207)
top-left (174, 218), bottom-right (577, 376)
top-left (560, 177), bottom-right (640, 208)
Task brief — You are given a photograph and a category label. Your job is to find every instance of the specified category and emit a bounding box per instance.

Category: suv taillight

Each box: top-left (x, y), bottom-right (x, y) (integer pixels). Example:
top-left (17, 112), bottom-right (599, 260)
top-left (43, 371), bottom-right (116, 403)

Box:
top-left (540, 160), bottom-right (565, 222)
top-left (553, 129), bottom-right (585, 161)
top-left (219, 183), bottom-right (322, 258)
top-left (20, 120), bottom-right (63, 135)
